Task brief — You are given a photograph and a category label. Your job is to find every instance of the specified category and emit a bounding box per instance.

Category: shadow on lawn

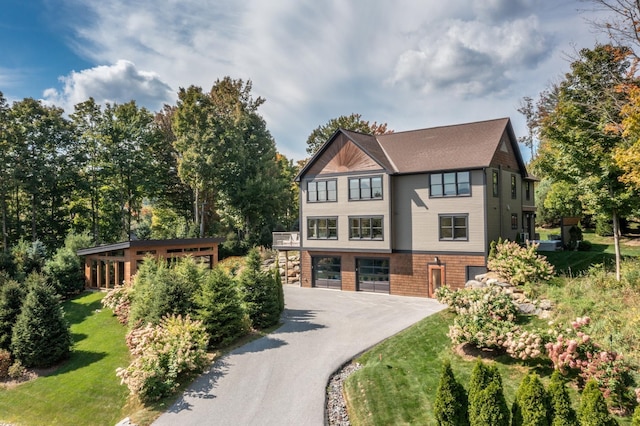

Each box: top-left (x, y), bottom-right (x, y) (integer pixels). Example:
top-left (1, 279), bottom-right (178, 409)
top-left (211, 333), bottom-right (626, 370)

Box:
top-left (63, 294), bottom-right (104, 325)
top-left (42, 350), bottom-right (107, 377)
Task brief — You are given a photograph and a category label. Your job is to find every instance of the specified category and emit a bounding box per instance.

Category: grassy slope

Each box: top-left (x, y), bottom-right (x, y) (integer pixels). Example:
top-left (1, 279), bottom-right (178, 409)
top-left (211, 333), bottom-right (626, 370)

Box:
top-left (0, 291), bottom-right (130, 426)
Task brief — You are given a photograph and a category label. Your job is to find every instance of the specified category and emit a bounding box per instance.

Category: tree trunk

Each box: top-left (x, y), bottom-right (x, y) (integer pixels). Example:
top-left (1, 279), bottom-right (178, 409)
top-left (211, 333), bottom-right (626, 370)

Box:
top-left (612, 209), bottom-right (621, 281)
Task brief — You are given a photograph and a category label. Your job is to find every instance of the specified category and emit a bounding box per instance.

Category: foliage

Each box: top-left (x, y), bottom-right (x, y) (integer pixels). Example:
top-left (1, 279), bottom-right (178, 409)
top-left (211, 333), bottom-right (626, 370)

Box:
top-left (305, 113), bottom-right (392, 155)
top-left (116, 315), bottom-right (208, 402)
top-left (469, 363), bottom-right (510, 426)
top-left (487, 239), bottom-right (555, 285)
top-left (433, 359), bottom-right (469, 426)
top-left (43, 232), bottom-right (92, 297)
top-left (548, 370), bottom-right (579, 426)
top-left (10, 278), bottom-right (73, 367)
top-left (194, 267), bottom-right (249, 347)
top-left (579, 379), bottom-right (619, 426)
top-left (239, 248), bottom-right (282, 329)
top-left (0, 348), bottom-right (11, 379)
top-left (7, 359), bottom-right (25, 380)
top-left (101, 285), bottom-right (133, 325)
top-left (512, 373), bottom-right (551, 426)
top-left (0, 278), bottom-right (25, 350)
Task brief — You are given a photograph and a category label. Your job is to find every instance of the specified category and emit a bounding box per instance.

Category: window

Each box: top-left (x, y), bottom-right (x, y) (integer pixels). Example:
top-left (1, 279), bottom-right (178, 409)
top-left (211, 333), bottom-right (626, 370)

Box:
top-left (349, 216), bottom-right (383, 240)
top-left (439, 215), bottom-right (468, 240)
top-left (492, 170), bottom-right (499, 197)
top-left (525, 181), bottom-right (531, 201)
top-left (511, 175), bottom-right (517, 199)
top-left (349, 176), bottom-right (382, 200)
top-left (307, 217), bottom-right (337, 239)
top-left (307, 179), bottom-right (337, 202)
top-left (430, 171), bottom-right (470, 197)
top-left (511, 213), bottom-right (518, 230)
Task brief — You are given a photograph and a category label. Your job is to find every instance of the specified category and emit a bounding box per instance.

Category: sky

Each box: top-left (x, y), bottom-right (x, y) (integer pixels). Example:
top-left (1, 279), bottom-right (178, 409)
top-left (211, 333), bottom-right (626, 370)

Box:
top-left (1, 0), bottom-right (612, 162)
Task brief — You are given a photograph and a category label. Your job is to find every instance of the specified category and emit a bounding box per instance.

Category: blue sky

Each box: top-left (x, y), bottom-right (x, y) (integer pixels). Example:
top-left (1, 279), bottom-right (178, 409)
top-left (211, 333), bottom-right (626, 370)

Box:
top-left (1, 0), bottom-right (609, 161)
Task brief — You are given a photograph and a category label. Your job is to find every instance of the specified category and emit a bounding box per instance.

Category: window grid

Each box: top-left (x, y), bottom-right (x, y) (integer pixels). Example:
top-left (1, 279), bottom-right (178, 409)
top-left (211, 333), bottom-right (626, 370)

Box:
top-left (439, 215), bottom-right (468, 241)
top-left (307, 179), bottom-right (337, 203)
top-left (349, 176), bottom-right (383, 200)
top-left (511, 175), bottom-right (517, 199)
top-left (492, 170), bottom-right (499, 197)
top-left (511, 213), bottom-right (518, 230)
top-left (430, 171), bottom-right (471, 197)
top-left (349, 216), bottom-right (383, 240)
top-left (307, 217), bottom-right (338, 239)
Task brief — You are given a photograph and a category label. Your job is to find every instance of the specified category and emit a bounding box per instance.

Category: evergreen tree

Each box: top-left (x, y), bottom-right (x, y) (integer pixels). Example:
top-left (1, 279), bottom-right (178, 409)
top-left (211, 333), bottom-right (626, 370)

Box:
top-left (512, 373), bottom-right (551, 426)
top-left (0, 279), bottom-right (26, 350)
top-left (631, 405), bottom-right (640, 426)
top-left (473, 374), bottom-right (510, 426)
top-left (239, 249), bottom-right (281, 329)
top-left (195, 267), bottom-right (249, 348)
top-left (274, 259), bottom-right (285, 313)
top-left (548, 371), bottom-right (578, 426)
top-left (468, 359), bottom-right (493, 423)
top-left (10, 278), bottom-right (72, 367)
top-left (578, 379), bottom-right (618, 426)
top-left (433, 359), bottom-right (469, 426)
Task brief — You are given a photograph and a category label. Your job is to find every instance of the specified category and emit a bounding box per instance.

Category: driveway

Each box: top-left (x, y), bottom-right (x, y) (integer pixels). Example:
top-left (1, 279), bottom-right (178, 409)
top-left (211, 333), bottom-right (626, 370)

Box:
top-left (153, 285), bottom-right (446, 426)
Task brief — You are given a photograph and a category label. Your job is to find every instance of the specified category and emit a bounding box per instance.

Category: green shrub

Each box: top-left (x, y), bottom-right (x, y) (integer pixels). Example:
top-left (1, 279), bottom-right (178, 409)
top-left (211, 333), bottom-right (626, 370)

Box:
top-left (548, 371), bottom-right (578, 426)
top-left (578, 379), bottom-right (618, 426)
top-left (0, 348), bottom-right (11, 378)
top-left (239, 249), bottom-right (282, 329)
top-left (116, 315), bottom-right (209, 402)
top-left (471, 368), bottom-right (510, 426)
top-left (487, 240), bottom-right (554, 285)
top-left (10, 279), bottom-right (73, 367)
top-left (578, 240), bottom-right (592, 251)
top-left (468, 360), bottom-right (502, 424)
top-left (433, 359), bottom-right (469, 426)
top-left (512, 373), bottom-right (551, 426)
top-left (195, 267), bottom-right (249, 348)
top-left (632, 405), bottom-right (640, 426)
top-left (8, 359), bottom-right (25, 379)
top-left (595, 216), bottom-right (613, 237)
top-left (0, 279), bottom-right (26, 350)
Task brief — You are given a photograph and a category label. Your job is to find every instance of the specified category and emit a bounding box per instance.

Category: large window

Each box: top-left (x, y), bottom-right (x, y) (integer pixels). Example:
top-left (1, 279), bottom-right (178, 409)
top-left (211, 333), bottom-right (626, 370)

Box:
top-left (439, 215), bottom-right (468, 240)
top-left (307, 179), bottom-right (337, 202)
top-left (307, 217), bottom-right (337, 239)
top-left (492, 170), bottom-right (499, 197)
top-left (430, 171), bottom-right (470, 197)
top-left (349, 216), bottom-right (383, 240)
top-left (349, 176), bottom-right (382, 200)
top-left (511, 175), bottom-right (517, 199)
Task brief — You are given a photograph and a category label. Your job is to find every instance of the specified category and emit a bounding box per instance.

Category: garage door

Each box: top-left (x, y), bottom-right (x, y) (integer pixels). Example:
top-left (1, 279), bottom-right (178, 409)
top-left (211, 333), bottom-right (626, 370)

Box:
top-left (312, 257), bottom-right (342, 290)
top-left (356, 258), bottom-right (390, 294)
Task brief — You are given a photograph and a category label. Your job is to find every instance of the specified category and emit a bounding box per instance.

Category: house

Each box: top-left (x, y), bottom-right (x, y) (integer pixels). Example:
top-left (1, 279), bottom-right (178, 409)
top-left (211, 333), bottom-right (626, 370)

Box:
top-left (76, 237), bottom-right (224, 289)
top-left (282, 117), bottom-right (535, 298)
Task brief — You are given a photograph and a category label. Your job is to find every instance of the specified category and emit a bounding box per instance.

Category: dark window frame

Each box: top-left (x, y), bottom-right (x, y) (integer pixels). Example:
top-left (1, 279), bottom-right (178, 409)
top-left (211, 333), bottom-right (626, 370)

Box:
top-left (511, 175), bottom-right (517, 199)
top-left (438, 214), bottom-right (469, 241)
top-left (525, 181), bottom-right (531, 201)
top-left (492, 170), bottom-right (499, 197)
top-left (430, 171), bottom-right (471, 198)
top-left (511, 213), bottom-right (518, 230)
top-left (348, 176), bottom-right (383, 201)
top-left (307, 217), bottom-right (338, 240)
top-left (348, 216), bottom-right (384, 240)
top-left (307, 179), bottom-right (337, 203)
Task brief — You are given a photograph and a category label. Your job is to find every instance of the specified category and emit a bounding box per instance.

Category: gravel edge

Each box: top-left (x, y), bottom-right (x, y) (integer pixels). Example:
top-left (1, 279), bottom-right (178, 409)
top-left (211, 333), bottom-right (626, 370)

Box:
top-left (326, 362), bottom-right (362, 426)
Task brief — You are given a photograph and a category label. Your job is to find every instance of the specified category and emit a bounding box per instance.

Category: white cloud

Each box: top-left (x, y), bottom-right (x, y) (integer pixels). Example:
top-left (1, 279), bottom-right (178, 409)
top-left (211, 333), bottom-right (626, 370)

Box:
top-left (43, 60), bottom-right (174, 112)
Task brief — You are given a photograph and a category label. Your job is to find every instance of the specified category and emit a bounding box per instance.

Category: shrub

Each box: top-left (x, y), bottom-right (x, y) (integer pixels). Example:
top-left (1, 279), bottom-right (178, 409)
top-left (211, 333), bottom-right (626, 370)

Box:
top-left (512, 373), bottom-right (551, 426)
top-left (595, 216), bottom-right (613, 237)
top-left (433, 359), bottom-right (469, 426)
top-left (8, 359), bottom-right (25, 379)
top-left (43, 233), bottom-right (91, 297)
top-left (195, 267), bottom-right (249, 348)
top-left (578, 379), bottom-right (618, 426)
top-left (102, 285), bottom-right (133, 325)
top-left (468, 360), bottom-right (504, 424)
top-left (116, 315), bottom-right (209, 402)
top-left (10, 280), bottom-right (73, 368)
top-left (0, 279), bottom-right (26, 350)
top-left (472, 369), bottom-right (510, 426)
top-left (632, 405), bottom-right (640, 426)
top-left (0, 348), bottom-right (11, 379)
top-left (487, 240), bottom-right (554, 285)
top-left (239, 249), bottom-right (282, 329)
top-left (548, 371), bottom-right (578, 426)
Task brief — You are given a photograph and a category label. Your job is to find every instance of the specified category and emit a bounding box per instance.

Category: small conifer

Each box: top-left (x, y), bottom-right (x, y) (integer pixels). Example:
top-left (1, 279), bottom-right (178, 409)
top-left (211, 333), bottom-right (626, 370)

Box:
top-left (433, 360), bottom-right (469, 426)
top-left (578, 379), bottom-right (617, 426)
top-left (512, 373), bottom-right (551, 426)
top-left (548, 371), bottom-right (578, 426)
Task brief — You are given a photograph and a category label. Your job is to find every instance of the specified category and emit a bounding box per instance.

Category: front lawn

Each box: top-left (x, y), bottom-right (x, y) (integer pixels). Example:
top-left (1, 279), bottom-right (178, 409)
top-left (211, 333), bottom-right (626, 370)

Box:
top-left (0, 291), bottom-right (130, 426)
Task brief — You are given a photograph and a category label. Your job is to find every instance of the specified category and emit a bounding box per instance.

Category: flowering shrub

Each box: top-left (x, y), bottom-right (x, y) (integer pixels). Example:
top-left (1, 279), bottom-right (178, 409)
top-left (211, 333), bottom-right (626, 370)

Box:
top-left (116, 315), bottom-right (209, 402)
top-left (503, 329), bottom-right (544, 360)
top-left (448, 314), bottom-right (516, 350)
top-left (101, 285), bottom-right (133, 325)
top-left (487, 240), bottom-right (554, 286)
top-left (436, 286), bottom-right (518, 322)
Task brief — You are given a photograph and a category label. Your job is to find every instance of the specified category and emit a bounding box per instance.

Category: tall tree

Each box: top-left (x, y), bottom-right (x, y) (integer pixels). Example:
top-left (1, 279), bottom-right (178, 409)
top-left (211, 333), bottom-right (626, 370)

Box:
top-left (0, 93), bottom-right (11, 252)
top-left (535, 44), bottom-right (639, 280)
top-left (305, 113), bottom-right (392, 155)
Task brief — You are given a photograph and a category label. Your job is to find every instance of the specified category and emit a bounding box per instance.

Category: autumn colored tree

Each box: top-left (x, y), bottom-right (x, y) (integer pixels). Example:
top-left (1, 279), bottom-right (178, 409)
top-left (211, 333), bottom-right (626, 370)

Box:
top-left (305, 113), bottom-right (392, 155)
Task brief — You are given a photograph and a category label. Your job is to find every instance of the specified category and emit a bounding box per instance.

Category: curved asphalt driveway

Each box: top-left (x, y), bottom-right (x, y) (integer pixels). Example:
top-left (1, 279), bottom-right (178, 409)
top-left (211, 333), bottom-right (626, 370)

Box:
top-left (154, 285), bottom-right (446, 426)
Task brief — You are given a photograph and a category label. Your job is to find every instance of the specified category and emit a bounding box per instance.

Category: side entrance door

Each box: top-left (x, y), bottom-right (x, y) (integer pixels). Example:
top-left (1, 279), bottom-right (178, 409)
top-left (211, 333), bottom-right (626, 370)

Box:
top-left (428, 264), bottom-right (445, 298)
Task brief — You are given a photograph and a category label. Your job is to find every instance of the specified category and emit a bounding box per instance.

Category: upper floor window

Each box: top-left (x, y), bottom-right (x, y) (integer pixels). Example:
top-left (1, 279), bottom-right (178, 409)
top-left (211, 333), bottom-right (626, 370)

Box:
top-left (430, 171), bottom-right (470, 197)
top-left (349, 176), bottom-right (382, 200)
top-left (439, 215), bottom-right (468, 241)
top-left (492, 170), bottom-right (499, 197)
top-left (307, 217), bottom-right (337, 239)
top-left (349, 216), bottom-right (383, 240)
top-left (511, 213), bottom-right (518, 230)
top-left (525, 181), bottom-right (531, 201)
top-left (307, 179), bottom-right (337, 202)
top-left (511, 175), bottom-right (517, 199)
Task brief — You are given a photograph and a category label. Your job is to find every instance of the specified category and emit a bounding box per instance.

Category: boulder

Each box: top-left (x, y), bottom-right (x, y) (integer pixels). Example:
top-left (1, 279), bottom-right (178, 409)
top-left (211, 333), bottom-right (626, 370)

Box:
top-left (465, 279), bottom-right (486, 289)
top-left (518, 303), bottom-right (537, 315)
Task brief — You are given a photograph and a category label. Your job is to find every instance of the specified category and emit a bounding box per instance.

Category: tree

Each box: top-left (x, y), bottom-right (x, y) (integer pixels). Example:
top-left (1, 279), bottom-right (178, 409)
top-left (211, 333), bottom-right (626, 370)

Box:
top-left (239, 248), bottom-right (281, 329)
top-left (0, 278), bottom-right (26, 350)
top-left (470, 367), bottom-right (510, 426)
top-left (305, 113), bottom-right (392, 155)
top-left (548, 371), bottom-right (578, 426)
top-left (534, 44), bottom-right (639, 281)
top-left (43, 232), bottom-right (92, 297)
top-left (0, 92), bottom-right (11, 252)
top-left (615, 84), bottom-right (640, 190)
top-left (512, 373), bottom-right (551, 426)
top-left (433, 359), bottom-right (469, 426)
top-left (578, 379), bottom-right (618, 426)
top-left (587, 0), bottom-right (640, 59)
top-left (11, 276), bottom-right (73, 367)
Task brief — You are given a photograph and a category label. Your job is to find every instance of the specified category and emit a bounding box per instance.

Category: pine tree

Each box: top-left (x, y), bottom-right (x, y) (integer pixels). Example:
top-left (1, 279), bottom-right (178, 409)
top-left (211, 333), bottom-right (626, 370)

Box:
top-left (239, 249), bottom-right (281, 329)
top-left (10, 278), bottom-right (72, 367)
top-left (468, 359), bottom-right (492, 424)
top-left (548, 371), bottom-right (578, 426)
top-left (631, 405), bottom-right (640, 426)
top-left (512, 373), bottom-right (551, 426)
top-left (433, 359), bottom-right (469, 426)
top-left (578, 379), bottom-right (618, 426)
top-left (474, 374), bottom-right (510, 426)
top-left (0, 279), bottom-right (25, 350)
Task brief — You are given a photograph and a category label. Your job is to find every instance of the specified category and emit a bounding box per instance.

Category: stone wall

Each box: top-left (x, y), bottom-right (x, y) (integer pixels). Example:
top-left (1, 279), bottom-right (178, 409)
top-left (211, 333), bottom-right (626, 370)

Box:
top-left (263, 251), bottom-right (300, 284)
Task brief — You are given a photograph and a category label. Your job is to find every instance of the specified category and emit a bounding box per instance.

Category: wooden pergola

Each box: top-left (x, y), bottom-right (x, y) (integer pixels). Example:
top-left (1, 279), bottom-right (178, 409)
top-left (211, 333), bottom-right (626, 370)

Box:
top-left (76, 237), bottom-right (224, 289)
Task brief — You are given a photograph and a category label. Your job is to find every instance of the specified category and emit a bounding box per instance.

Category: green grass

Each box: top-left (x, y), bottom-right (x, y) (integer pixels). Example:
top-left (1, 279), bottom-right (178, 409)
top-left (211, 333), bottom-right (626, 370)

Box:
top-left (0, 291), bottom-right (130, 426)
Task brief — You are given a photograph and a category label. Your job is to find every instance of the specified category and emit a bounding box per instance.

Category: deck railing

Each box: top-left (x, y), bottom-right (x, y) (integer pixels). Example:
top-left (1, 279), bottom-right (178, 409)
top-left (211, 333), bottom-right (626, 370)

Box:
top-left (272, 232), bottom-right (300, 249)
